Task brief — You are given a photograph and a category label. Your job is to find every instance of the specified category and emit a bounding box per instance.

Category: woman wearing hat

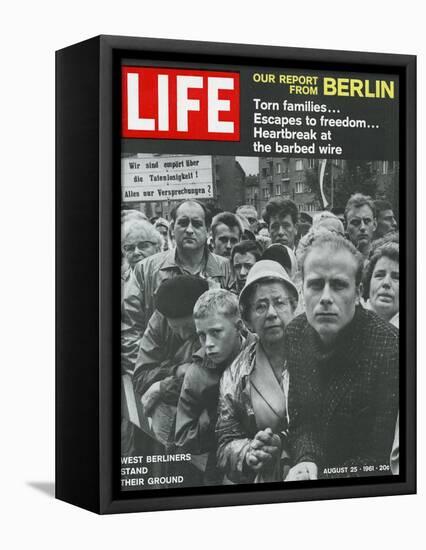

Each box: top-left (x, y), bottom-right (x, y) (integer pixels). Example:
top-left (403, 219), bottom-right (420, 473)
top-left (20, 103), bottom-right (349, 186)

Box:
top-left (216, 260), bottom-right (298, 484)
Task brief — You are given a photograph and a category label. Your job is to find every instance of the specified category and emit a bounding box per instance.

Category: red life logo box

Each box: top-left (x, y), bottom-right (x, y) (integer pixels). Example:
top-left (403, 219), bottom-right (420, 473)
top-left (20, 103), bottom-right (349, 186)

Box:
top-left (122, 66), bottom-right (240, 140)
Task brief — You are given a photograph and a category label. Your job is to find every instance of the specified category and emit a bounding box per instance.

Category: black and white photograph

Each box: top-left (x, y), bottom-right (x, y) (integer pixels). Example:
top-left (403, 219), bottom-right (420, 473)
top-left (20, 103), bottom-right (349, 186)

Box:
top-left (117, 56), bottom-right (408, 496)
top-left (120, 152), bottom-right (400, 489)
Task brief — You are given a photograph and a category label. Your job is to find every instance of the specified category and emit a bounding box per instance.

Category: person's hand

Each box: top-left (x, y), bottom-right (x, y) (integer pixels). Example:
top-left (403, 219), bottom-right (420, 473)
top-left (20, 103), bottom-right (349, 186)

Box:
top-left (245, 428), bottom-right (281, 471)
top-left (285, 462), bottom-right (318, 481)
top-left (141, 381), bottom-right (161, 416)
top-left (246, 449), bottom-right (263, 471)
top-left (176, 363), bottom-right (192, 377)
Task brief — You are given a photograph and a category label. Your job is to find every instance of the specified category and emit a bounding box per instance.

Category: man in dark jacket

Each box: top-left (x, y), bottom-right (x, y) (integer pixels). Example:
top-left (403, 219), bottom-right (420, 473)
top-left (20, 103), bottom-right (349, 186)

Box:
top-left (133, 275), bottom-right (209, 423)
top-left (285, 231), bottom-right (399, 480)
top-left (131, 275), bottom-right (210, 488)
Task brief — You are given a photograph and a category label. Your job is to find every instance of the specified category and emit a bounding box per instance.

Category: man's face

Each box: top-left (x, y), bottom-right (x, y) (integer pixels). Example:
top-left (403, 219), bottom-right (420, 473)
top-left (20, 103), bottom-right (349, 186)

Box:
top-left (346, 205), bottom-right (377, 252)
top-left (376, 209), bottom-right (397, 238)
top-left (303, 246), bottom-right (360, 346)
top-left (172, 202), bottom-right (208, 253)
top-left (233, 252), bottom-right (257, 290)
top-left (122, 228), bottom-right (160, 268)
top-left (213, 223), bottom-right (240, 257)
top-left (269, 213), bottom-right (297, 248)
top-left (195, 313), bottom-right (241, 365)
top-left (167, 316), bottom-right (196, 340)
top-left (238, 207), bottom-right (258, 233)
top-left (369, 256), bottom-right (399, 321)
top-left (246, 281), bottom-right (295, 346)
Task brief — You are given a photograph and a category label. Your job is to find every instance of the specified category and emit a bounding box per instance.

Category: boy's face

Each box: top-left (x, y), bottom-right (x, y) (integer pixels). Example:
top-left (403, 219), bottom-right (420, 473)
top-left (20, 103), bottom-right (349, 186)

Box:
top-left (195, 312), bottom-right (240, 365)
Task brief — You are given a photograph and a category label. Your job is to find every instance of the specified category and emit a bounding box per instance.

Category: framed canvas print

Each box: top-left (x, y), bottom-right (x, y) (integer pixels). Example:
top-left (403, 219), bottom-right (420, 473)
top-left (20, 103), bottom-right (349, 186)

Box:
top-left (56, 35), bottom-right (416, 514)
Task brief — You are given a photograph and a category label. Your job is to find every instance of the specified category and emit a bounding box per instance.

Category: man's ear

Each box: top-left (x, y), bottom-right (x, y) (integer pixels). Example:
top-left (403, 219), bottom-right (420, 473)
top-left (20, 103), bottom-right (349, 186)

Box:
top-left (373, 218), bottom-right (378, 232)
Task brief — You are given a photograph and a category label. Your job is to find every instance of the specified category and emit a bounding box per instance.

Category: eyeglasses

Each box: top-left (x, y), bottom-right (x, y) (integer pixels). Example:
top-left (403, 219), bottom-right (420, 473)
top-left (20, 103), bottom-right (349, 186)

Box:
top-left (123, 241), bottom-right (156, 253)
top-left (252, 297), bottom-right (293, 316)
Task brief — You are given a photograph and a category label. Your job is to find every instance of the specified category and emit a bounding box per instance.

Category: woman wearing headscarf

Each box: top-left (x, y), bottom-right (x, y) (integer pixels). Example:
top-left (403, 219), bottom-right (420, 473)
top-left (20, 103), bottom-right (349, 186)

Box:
top-left (216, 260), bottom-right (298, 483)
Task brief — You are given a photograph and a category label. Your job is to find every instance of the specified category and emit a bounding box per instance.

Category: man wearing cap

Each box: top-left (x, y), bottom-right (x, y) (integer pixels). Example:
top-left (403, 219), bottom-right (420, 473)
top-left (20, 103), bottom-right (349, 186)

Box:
top-left (216, 260), bottom-right (299, 483)
top-left (122, 200), bottom-right (233, 373)
top-left (133, 275), bottom-right (209, 421)
top-left (284, 231), bottom-right (398, 481)
top-left (128, 276), bottom-right (209, 487)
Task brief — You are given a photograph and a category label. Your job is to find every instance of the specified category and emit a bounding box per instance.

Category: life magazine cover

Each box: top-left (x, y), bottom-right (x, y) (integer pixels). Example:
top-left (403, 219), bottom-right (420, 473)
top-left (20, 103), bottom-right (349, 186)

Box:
top-left (120, 62), bottom-right (399, 491)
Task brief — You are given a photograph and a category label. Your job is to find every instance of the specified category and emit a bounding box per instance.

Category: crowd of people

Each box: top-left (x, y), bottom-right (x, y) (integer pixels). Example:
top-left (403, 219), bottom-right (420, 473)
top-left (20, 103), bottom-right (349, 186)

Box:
top-left (121, 193), bottom-right (400, 486)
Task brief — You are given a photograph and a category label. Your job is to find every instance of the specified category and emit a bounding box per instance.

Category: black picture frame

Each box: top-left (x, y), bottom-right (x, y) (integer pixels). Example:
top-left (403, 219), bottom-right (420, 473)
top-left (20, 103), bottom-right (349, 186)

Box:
top-left (56, 35), bottom-right (416, 514)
